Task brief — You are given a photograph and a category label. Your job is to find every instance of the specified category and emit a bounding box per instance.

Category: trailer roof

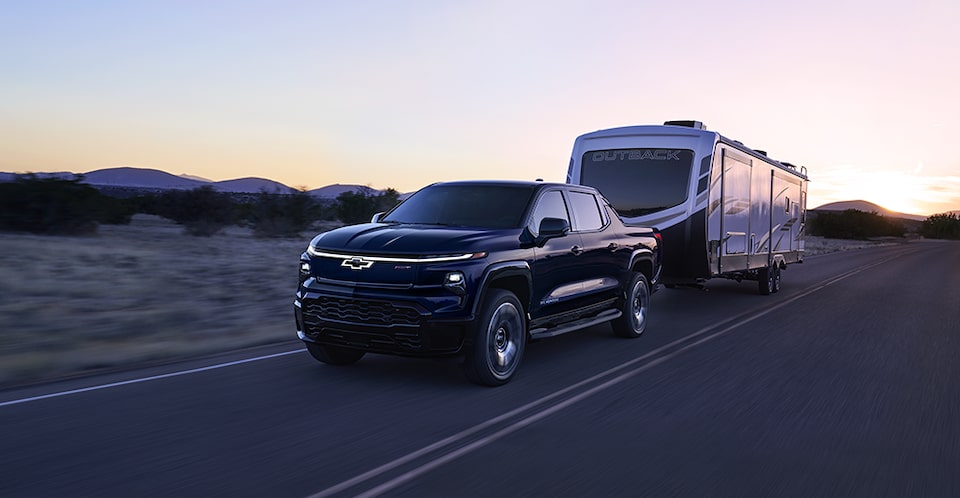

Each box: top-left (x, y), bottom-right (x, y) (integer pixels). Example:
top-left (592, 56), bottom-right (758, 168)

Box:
top-left (576, 124), bottom-right (808, 180)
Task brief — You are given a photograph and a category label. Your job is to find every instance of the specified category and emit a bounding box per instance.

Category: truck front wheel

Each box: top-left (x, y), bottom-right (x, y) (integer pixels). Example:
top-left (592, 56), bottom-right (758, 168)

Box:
top-left (612, 272), bottom-right (650, 338)
top-left (464, 289), bottom-right (526, 386)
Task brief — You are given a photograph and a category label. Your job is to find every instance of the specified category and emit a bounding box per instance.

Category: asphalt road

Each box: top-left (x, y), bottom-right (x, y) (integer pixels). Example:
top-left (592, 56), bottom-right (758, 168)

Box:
top-left (2, 240), bottom-right (959, 497)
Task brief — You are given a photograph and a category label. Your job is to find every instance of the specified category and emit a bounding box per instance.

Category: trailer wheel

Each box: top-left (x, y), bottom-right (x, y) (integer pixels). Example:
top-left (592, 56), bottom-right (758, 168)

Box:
top-left (612, 272), bottom-right (650, 338)
top-left (772, 265), bottom-right (782, 293)
top-left (758, 266), bottom-right (775, 295)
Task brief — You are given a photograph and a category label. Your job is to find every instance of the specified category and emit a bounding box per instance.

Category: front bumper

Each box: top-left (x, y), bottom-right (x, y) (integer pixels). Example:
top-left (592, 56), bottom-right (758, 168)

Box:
top-left (294, 280), bottom-right (474, 356)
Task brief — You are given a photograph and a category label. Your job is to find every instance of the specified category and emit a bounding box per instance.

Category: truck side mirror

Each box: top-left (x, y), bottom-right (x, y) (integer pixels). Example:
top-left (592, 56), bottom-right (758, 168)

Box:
top-left (537, 217), bottom-right (570, 245)
top-left (371, 212), bottom-right (385, 223)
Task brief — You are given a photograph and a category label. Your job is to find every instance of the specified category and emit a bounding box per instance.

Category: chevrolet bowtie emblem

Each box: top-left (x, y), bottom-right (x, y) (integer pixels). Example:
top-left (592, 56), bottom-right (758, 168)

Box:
top-left (342, 256), bottom-right (374, 270)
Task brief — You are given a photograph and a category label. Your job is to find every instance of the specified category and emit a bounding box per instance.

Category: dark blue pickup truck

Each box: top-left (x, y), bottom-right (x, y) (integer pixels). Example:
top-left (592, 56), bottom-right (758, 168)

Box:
top-left (295, 180), bottom-right (662, 385)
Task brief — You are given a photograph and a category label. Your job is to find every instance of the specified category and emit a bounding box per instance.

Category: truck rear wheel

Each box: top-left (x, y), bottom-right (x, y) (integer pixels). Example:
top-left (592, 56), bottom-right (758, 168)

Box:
top-left (305, 342), bottom-right (365, 365)
top-left (463, 289), bottom-right (526, 386)
top-left (612, 272), bottom-right (650, 338)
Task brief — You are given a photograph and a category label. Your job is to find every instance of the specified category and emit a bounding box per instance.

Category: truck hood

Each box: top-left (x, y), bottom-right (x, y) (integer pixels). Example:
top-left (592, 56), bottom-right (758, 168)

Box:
top-left (305, 223), bottom-right (521, 286)
top-left (310, 222), bottom-right (516, 255)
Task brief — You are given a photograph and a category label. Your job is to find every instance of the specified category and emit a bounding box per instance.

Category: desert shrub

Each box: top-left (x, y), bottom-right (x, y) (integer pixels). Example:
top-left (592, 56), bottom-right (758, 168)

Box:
top-left (143, 186), bottom-right (236, 236)
top-left (247, 191), bottom-right (320, 238)
top-left (920, 213), bottom-right (960, 240)
top-left (335, 188), bottom-right (401, 225)
top-left (0, 175), bottom-right (134, 235)
top-left (807, 209), bottom-right (905, 239)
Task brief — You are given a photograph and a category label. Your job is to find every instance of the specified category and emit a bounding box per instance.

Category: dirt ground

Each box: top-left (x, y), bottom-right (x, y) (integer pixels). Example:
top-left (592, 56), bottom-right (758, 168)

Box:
top-left (0, 219), bottom-right (897, 387)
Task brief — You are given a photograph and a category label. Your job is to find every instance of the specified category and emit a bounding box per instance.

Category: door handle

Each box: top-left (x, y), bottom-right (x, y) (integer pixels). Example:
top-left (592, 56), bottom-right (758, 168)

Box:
top-left (570, 245), bottom-right (584, 256)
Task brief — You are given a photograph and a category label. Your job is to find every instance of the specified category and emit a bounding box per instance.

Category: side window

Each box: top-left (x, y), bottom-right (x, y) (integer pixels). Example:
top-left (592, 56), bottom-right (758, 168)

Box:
top-left (530, 190), bottom-right (569, 235)
top-left (568, 191), bottom-right (604, 231)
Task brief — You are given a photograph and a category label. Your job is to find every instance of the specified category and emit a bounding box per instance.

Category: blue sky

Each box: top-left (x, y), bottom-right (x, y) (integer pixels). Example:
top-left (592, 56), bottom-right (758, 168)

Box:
top-left (2, 0), bottom-right (958, 214)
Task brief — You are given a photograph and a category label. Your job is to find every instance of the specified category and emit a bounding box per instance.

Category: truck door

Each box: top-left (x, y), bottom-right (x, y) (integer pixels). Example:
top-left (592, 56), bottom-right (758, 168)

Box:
top-left (566, 190), bottom-right (621, 307)
top-left (529, 189), bottom-right (585, 319)
top-left (720, 149), bottom-right (752, 273)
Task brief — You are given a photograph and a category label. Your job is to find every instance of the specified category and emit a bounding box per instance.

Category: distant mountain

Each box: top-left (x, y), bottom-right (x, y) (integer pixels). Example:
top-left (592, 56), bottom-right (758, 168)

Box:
top-left (309, 184), bottom-right (380, 199)
top-left (0, 166), bottom-right (399, 197)
top-left (812, 200), bottom-right (926, 221)
top-left (84, 167), bottom-right (205, 190)
top-left (179, 173), bottom-right (213, 182)
top-left (211, 177), bottom-right (295, 194)
top-left (1, 171), bottom-right (75, 182)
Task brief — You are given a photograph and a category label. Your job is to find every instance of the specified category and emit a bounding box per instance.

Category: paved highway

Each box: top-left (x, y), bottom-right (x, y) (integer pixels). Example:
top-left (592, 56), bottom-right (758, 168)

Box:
top-left (2, 240), bottom-right (958, 497)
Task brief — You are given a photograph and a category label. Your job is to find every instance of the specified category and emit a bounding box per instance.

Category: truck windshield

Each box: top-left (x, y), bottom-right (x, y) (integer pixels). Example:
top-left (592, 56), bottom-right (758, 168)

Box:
top-left (382, 184), bottom-right (536, 228)
top-left (580, 149), bottom-right (694, 217)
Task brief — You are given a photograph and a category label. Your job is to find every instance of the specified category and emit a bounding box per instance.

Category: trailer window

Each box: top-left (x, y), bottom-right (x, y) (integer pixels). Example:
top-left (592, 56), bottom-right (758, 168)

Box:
top-left (580, 149), bottom-right (694, 218)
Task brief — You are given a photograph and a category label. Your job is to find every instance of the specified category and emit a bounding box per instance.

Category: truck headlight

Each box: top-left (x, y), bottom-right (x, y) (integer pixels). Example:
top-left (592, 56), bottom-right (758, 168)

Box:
top-left (299, 260), bottom-right (311, 284)
top-left (444, 271), bottom-right (466, 296)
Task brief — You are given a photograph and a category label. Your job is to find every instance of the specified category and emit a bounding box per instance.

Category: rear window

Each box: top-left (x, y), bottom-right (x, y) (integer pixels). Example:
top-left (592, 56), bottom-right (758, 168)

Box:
top-left (580, 149), bottom-right (694, 217)
top-left (382, 184), bottom-right (535, 228)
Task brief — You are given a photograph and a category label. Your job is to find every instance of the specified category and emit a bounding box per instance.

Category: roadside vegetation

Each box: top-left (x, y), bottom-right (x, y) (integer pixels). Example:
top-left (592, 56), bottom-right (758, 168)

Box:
top-left (807, 209), bottom-right (906, 240)
top-left (919, 213), bottom-right (960, 240)
top-left (0, 176), bottom-right (402, 237)
top-left (0, 176), bottom-right (135, 235)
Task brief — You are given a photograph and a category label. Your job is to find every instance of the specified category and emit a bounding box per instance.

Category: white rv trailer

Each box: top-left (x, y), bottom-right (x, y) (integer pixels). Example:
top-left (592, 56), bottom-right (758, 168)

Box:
top-left (567, 121), bottom-right (809, 294)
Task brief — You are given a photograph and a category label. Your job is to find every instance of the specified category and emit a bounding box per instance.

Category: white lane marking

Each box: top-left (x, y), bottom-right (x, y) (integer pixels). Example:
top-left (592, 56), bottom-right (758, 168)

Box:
top-left (0, 349), bottom-right (304, 408)
top-left (312, 256), bottom-right (895, 498)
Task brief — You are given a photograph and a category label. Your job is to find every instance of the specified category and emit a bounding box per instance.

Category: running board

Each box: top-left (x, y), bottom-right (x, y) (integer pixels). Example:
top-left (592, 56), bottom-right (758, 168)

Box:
top-left (529, 309), bottom-right (621, 339)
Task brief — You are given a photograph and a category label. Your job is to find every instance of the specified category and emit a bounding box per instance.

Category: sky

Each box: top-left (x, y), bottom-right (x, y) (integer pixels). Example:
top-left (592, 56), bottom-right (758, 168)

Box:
top-left (1, 0), bottom-right (958, 215)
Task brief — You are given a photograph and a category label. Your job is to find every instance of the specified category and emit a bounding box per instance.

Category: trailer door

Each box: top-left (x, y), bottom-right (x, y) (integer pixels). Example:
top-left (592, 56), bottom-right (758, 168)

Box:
top-left (720, 149), bottom-right (752, 273)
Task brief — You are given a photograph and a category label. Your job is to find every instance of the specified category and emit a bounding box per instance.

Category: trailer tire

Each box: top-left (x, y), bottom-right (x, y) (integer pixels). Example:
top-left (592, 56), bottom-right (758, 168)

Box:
top-left (612, 272), bottom-right (650, 338)
top-left (758, 266), bottom-right (775, 295)
top-left (772, 265), bottom-right (782, 293)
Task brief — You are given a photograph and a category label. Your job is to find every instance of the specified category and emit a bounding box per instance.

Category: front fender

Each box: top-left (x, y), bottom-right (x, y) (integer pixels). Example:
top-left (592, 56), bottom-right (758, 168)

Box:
top-left (471, 261), bottom-right (532, 317)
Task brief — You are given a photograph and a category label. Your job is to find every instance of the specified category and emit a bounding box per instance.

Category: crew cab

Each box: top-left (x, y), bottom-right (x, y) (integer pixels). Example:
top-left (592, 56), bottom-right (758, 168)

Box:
top-left (295, 180), bottom-right (662, 385)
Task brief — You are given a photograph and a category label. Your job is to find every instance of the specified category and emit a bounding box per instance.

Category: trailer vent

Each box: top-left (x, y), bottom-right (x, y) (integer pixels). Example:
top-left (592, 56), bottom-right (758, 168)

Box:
top-left (663, 120), bottom-right (706, 130)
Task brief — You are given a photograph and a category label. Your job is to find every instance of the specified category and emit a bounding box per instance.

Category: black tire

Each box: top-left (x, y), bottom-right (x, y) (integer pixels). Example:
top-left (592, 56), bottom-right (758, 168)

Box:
top-left (305, 342), bottom-right (365, 365)
top-left (772, 265), bottom-right (782, 293)
top-left (463, 289), bottom-right (526, 386)
top-left (758, 266), bottom-right (775, 295)
top-left (612, 272), bottom-right (650, 338)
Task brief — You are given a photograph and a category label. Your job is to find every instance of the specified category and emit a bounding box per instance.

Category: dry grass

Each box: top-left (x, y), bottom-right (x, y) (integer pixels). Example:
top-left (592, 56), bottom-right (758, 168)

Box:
top-left (803, 235), bottom-right (904, 256)
top-left (0, 215), bottom-right (342, 387)
top-left (0, 218), bottom-right (903, 387)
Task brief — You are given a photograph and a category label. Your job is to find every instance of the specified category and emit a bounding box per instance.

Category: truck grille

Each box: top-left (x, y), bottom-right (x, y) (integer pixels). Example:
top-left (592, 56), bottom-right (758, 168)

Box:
top-left (317, 327), bottom-right (424, 351)
top-left (302, 296), bottom-right (422, 326)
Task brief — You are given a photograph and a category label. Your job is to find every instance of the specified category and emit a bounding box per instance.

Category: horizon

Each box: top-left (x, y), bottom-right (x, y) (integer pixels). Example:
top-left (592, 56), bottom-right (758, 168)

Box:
top-left (2, 1), bottom-right (958, 216)
top-left (5, 164), bottom-right (956, 218)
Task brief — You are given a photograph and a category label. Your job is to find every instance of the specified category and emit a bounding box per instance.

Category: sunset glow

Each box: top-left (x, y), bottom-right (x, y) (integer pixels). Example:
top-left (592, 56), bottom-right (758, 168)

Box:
top-left (1, 1), bottom-right (958, 216)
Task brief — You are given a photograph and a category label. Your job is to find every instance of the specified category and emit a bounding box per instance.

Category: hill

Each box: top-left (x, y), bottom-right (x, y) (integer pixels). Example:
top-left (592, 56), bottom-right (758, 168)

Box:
top-left (308, 184), bottom-right (380, 199)
top-left (84, 167), bottom-right (205, 189)
top-left (2, 167), bottom-right (397, 197)
top-left (211, 177), bottom-right (294, 194)
top-left (811, 200), bottom-right (926, 221)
